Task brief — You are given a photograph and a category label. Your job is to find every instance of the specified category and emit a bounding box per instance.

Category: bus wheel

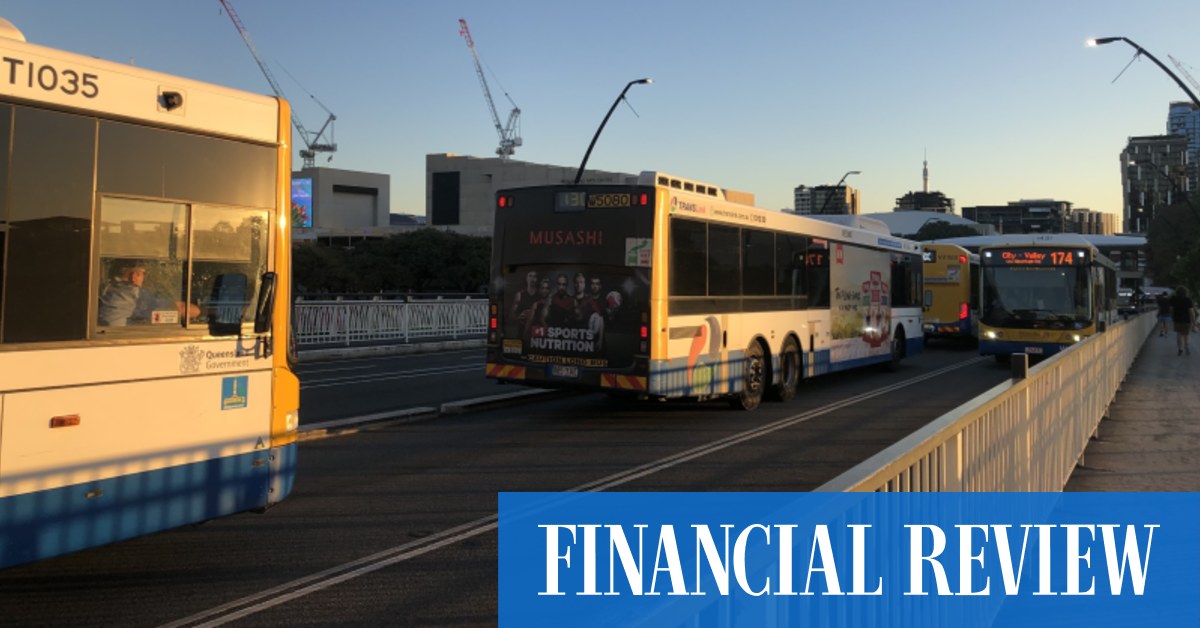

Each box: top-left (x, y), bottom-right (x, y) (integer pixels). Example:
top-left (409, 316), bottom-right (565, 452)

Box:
top-left (770, 338), bottom-right (800, 402)
top-left (886, 328), bottom-right (905, 371)
top-left (730, 341), bottom-right (765, 411)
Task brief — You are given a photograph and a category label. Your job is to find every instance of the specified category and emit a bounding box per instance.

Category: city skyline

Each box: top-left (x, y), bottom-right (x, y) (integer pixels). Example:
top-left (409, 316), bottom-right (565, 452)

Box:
top-left (4, 1), bottom-right (1198, 222)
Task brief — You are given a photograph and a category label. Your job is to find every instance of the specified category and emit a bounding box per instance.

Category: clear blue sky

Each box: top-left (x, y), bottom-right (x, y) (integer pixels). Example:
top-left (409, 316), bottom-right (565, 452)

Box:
top-left (5, 1), bottom-right (1199, 224)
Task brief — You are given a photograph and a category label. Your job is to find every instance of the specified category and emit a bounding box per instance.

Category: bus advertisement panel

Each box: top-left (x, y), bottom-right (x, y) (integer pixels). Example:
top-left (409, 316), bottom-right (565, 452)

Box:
top-left (829, 243), bottom-right (893, 364)
top-left (491, 186), bottom-right (654, 385)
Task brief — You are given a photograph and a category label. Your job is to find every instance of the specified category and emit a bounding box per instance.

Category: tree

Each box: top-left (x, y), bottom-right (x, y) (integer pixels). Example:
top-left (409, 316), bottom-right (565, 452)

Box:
top-left (292, 229), bottom-right (492, 295)
top-left (1146, 195), bottom-right (1200, 292)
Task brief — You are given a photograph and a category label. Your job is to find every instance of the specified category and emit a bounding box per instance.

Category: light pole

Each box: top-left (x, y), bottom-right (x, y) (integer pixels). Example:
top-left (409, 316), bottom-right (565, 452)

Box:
top-left (1087, 37), bottom-right (1200, 108)
top-left (574, 78), bottom-right (653, 185)
top-left (815, 170), bottom-right (860, 215)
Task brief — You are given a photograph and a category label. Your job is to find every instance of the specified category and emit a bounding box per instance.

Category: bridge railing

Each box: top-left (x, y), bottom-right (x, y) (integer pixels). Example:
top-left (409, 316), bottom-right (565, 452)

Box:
top-left (293, 298), bottom-right (487, 347)
top-left (817, 312), bottom-right (1155, 492)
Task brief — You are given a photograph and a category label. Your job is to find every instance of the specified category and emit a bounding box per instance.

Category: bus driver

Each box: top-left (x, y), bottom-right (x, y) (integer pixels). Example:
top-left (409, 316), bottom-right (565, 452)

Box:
top-left (98, 259), bottom-right (200, 326)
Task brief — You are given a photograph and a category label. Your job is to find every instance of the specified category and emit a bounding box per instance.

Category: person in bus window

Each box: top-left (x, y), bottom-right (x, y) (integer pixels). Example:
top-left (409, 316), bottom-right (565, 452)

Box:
top-left (98, 259), bottom-right (148, 326)
top-left (98, 258), bottom-right (200, 327)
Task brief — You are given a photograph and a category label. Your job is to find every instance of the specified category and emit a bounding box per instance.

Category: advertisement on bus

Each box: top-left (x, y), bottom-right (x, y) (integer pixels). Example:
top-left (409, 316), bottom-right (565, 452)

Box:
top-left (829, 243), bottom-right (892, 362)
top-left (501, 265), bottom-right (649, 370)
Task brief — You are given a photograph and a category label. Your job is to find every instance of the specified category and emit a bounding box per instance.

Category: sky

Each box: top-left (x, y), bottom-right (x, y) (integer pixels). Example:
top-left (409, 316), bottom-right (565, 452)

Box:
top-left (5, 1), bottom-right (1199, 223)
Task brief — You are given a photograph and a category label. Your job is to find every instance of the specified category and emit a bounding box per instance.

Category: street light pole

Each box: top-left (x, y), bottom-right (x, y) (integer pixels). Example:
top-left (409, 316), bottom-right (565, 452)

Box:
top-left (815, 170), bottom-right (861, 215)
top-left (574, 78), bottom-right (653, 185)
top-left (1088, 37), bottom-right (1200, 108)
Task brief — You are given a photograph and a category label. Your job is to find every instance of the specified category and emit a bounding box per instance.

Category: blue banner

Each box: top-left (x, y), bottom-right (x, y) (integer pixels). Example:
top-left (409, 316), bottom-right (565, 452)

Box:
top-left (499, 492), bottom-right (1200, 627)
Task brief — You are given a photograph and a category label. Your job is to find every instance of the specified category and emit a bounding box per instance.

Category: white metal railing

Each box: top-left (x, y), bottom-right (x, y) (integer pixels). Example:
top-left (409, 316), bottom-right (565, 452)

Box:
top-left (293, 298), bottom-right (487, 347)
top-left (818, 312), bottom-right (1155, 492)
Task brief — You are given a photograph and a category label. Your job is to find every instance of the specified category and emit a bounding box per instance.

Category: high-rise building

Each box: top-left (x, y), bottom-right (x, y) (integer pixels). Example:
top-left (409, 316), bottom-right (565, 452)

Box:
top-left (1120, 134), bottom-right (1190, 234)
top-left (1070, 208), bottom-right (1117, 235)
top-left (963, 199), bottom-right (1074, 234)
top-left (1167, 101), bottom-right (1199, 194)
top-left (792, 184), bottom-right (860, 215)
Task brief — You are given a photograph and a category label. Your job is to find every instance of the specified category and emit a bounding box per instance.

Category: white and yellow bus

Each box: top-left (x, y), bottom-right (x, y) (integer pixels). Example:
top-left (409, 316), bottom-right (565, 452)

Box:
top-left (921, 243), bottom-right (980, 343)
top-left (979, 236), bottom-right (1118, 361)
top-left (0, 18), bottom-right (298, 568)
top-left (485, 171), bottom-right (924, 410)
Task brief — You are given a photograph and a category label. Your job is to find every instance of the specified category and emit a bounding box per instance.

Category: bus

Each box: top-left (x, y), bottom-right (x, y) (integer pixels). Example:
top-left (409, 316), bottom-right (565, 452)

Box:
top-left (978, 236), bottom-right (1118, 362)
top-left (0, 19), bottom-right (299, 568)
top-left (921, 243), bottom-right (979, 343)
top-left (485, 171), bottom-right (924, 410)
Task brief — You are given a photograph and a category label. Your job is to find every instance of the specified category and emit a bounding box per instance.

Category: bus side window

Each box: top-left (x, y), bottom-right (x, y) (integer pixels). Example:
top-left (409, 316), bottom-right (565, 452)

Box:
top-left (208, 273), bottom-right (249, 336)
top-left (189, 207), bottom-right (268, 325)
top-left (95, 198), bottom-right (188, 330)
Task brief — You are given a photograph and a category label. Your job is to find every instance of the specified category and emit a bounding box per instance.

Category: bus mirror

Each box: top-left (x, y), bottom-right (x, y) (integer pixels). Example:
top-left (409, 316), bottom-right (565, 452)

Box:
top-left (254, 272), bottom-right (277, 334)
top-left (208, 273), bottom-right (249, 337)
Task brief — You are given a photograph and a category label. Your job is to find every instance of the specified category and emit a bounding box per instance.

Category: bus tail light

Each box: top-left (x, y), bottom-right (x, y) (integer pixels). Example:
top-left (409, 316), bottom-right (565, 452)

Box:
top-left (959, 302), bottom-right (969, 320)
top-left (958, 255), bottom-right (968, 264)
top-left (636, 193), bottom-right (650, 206)
top-left (497, 195), bottom-right (515, 209)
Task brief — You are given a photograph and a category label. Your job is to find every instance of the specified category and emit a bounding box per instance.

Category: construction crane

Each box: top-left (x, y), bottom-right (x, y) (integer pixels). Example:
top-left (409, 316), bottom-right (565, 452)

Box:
top-left (218, 0), bottom-right (336, 168)
top-left (458, 18), bottom-right (521, 159)
top-left (1168, 54), bottom-right (1200, 97)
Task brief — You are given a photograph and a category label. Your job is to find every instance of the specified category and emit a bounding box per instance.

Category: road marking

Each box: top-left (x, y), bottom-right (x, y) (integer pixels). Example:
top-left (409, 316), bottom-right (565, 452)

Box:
top-left (165, 356), bottom-right (987, 627)
top-left (302, 364), bottom-right (480, 389)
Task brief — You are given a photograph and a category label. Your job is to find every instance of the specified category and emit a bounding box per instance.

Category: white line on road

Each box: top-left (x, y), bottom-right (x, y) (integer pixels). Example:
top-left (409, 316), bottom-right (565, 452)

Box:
top-left (302, 364), bottom-right (480, 388)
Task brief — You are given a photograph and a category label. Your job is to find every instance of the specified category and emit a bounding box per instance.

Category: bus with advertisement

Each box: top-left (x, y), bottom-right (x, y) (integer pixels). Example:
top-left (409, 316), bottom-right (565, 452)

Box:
top-left (921, 243), bottom-right (980, 343)
top-left (0, 18), bottom-right (299, 568)
top-left (485, 171), bottom-right (924, 410)
top-left (978, 235), bottom-right (1118, 362)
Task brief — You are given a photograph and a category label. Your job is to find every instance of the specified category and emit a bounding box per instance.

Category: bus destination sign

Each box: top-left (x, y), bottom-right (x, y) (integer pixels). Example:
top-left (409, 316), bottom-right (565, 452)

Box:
top-left (991, 247), bottom-right (1086, 266)
top-left (555, 191), bottom-right (636, 212)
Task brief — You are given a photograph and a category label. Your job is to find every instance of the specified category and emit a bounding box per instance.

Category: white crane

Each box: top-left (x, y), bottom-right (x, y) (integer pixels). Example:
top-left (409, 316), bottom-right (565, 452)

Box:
top-left (458, 18), bottom-right (521, 159)
top-left (218, 0), bottom-right (336, 169)
top-left (1168, 55), bottom-right (1200, 96)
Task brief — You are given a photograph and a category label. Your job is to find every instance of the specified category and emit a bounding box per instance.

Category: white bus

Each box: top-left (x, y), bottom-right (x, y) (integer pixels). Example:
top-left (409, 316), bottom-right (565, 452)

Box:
top-left (486, 171), bottom-right (924, 410)
top-left (0, 18), bottom-right (299, 568)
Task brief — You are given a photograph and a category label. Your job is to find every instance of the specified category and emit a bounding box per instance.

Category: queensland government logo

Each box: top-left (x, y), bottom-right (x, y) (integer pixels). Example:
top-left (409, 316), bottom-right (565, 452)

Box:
top-left (179, 344), bottom-right (204, 374)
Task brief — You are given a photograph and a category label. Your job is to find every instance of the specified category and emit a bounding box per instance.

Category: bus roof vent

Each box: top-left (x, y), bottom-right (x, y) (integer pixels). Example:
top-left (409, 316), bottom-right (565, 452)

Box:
top-left (0, 18), bottom-right (27, 42)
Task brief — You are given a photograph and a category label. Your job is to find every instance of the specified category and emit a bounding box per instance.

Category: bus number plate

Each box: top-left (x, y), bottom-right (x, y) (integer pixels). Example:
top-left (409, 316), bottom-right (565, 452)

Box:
top-left (551, 365), bottom-right (579, 378)
top-left (1024, 346), bottom-right (1044, 354)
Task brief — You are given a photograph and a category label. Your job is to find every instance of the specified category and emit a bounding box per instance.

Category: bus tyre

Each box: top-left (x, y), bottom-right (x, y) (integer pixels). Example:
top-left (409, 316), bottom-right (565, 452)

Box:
top-left (770, 338), bottom-right (800, 402)
top-left (730, 341), bottom-right (765, 411)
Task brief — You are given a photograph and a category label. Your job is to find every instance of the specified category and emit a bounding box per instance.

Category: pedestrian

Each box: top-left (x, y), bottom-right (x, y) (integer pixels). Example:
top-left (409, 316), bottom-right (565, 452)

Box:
top-left (1155, 291), bottom-right (1172, 337)
top-left (1168, 286), bottom-right (1195, 356)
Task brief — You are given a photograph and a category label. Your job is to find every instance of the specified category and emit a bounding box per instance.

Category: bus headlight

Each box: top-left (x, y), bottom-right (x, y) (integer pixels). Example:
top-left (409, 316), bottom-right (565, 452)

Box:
top-left (984, 331), bottom-right (998, 339)
top-left (285, 410), bottom-right (299, 432)
top-left (1072, 334), bottom-right (1082, 342)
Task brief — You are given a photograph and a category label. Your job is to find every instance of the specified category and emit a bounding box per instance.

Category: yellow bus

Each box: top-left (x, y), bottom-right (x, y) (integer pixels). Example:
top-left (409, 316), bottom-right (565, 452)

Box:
top-left (921, 243), bottom-right (979, 343)
top-left (485, 172), bottom-right (925, 410)
top-left (0, 18), bottom-right (299, 568)
top-left (979, 236), bottom-right (1118, 361)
